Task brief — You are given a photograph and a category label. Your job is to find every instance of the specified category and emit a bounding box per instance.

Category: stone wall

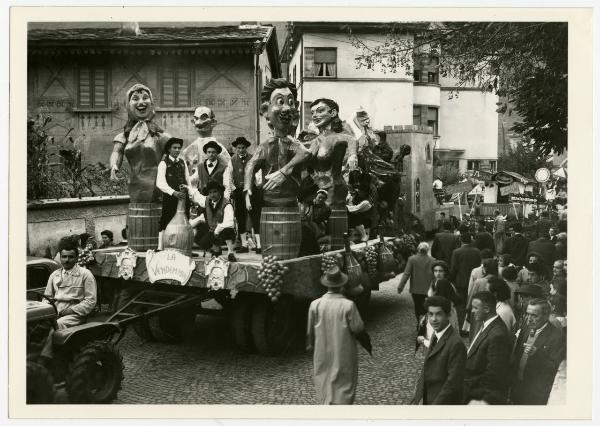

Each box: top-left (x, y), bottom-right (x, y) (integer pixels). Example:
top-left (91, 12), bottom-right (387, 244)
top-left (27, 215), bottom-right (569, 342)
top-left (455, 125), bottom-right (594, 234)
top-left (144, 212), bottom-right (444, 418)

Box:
top-left (27, 196), bottom-right (129, 257)
top-left (385, 125), bottom-right (436, 230)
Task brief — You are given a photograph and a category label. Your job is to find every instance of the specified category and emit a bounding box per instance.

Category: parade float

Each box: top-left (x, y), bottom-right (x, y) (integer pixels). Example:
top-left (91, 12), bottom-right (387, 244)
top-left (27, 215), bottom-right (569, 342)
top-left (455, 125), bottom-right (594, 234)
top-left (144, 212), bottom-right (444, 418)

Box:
top-left (80, 80), bottom-right (415, 356)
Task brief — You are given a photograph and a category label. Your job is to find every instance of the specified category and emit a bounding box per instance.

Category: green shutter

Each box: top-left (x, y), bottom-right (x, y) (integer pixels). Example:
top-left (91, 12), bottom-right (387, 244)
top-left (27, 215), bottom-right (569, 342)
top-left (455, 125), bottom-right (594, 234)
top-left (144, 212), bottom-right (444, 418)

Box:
top-left (161, 67), bottom-right (175, 107)
top-left (176, 68), bottom-right (190, 107)
top-left (93, 69), bottom-right (107, 108)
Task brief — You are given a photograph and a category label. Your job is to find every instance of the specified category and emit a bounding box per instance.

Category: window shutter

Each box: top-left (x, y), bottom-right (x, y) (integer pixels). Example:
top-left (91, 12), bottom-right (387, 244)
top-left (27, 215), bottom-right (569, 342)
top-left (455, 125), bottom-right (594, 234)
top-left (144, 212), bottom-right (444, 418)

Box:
top-left (176, 68), bottom-right (190, 107)
top-left (93, 69), bottom-right (107, 107)
top-left (304, 47), bottom-right (315, 77)
top-left (79, 68), bottom-right (92, 108)
top-left (161, 67), bottom-right (175, 107)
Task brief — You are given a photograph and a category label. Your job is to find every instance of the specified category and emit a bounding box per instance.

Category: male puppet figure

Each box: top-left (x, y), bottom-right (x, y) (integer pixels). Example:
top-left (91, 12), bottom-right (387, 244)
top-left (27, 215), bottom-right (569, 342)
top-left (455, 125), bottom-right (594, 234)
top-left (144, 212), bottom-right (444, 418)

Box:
top-left (182, 106), bottom-right (231, 188)
top-left (244, 78), bottom-right (310, 209)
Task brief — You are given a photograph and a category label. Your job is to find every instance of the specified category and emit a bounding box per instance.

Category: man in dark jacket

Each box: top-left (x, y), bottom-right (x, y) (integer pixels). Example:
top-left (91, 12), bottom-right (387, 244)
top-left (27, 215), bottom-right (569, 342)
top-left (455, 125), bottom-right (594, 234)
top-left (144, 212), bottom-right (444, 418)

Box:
top-left (450, 233), bottom-right (482, 326)
top-left (464, 291), bottom-right (511, 404)
top-left (473, 220), bottom-right (495, 253)
top-left (413, 296), bottom-right (467, 405)
top-left (502, 223), bottom-right (530, 267)
top-left (510, 298), bottom-right (565, 404)
top-left (431, 221), bottom-right (460, 264)
top-left (528, 235), bottom-right (556, 277)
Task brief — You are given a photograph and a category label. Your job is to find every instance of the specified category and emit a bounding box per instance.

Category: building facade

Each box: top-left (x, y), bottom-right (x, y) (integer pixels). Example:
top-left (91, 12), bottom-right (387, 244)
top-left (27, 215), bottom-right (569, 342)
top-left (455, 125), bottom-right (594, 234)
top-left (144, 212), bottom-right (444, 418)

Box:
top-left (27, 23), bottom-right (281, 166)
top-left (281, 22), bottom-right (499, 175)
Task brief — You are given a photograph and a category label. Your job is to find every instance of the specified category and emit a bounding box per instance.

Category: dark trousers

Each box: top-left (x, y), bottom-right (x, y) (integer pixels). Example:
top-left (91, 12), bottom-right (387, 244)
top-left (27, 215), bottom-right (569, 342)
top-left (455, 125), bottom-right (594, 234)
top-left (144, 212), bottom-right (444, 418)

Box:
top-left (160, 193), bottom-right (190, 231)
top-left (196, 227), bottom-right (236, 250)
top-left (232, 188), bottom-right (262, 233)
top-left (455, 286), bottom-right (468, 328)
top-left (411, 293), bottom-right (428, 322)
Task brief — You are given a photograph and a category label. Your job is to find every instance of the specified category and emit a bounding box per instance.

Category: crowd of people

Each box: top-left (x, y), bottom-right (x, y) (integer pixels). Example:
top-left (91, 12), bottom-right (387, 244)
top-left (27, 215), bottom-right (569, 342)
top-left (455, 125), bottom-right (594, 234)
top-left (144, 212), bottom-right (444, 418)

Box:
top-left (397, 211), bottom-right (567, 405)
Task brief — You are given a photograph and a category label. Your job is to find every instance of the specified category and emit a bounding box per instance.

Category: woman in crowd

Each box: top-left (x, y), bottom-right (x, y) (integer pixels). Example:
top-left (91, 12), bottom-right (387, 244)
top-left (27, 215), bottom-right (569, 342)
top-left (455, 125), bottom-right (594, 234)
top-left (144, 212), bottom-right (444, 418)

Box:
top-left (488, 277), bottom-right (516, 334)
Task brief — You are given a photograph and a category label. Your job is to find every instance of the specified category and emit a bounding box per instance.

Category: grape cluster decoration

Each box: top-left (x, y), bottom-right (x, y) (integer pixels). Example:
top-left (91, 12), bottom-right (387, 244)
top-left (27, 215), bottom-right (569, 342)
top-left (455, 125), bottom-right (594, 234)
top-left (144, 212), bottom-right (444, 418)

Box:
top-left (364, 243), bottom-right (379, 279)
top-left (258, 255), bottom-right (289, 302)
top-left (321, 253), bottom-right (342, 273)
top-left (78, 247), bottom-right (96, 268)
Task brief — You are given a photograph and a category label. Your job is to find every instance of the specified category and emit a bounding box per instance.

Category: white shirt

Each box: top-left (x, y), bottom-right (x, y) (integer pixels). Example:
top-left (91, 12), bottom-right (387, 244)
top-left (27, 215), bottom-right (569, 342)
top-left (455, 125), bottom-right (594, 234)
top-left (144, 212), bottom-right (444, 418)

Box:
top-left (434, 322), bottom-right (452, 341)
top-left (188, 188), bottom-right (234, 234)
top-left (433, 179), bottom-right (443, 190)
top-left (156, 155), bottom-right (191, 196)
top-left (468, 314), bottom-right (499, 353)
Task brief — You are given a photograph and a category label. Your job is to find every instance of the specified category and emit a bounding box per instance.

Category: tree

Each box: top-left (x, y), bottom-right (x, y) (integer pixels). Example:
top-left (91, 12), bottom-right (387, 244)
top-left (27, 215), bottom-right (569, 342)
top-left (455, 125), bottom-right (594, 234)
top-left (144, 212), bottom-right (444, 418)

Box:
top-left (346, 22), bottom-right (567, 156)
top-left (497, 141), bottom-right (551, 177)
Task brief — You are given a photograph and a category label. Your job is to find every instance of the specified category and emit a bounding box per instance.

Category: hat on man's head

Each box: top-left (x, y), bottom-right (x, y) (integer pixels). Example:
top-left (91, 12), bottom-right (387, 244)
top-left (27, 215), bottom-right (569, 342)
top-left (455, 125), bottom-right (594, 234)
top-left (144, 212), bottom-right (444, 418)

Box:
top-left (203, 140), bottom-right (223, 154)
top-left (515, 284), bottom-right (543, 298)
top-left (205, 180), bottom-right (225, 194)
top-left (320, 266), bottom-right (349, 288)
top-left (316, 189), bottom-right (328, 198)
top-left (232, 137), bottom-right (251, 148)
top-left (164, 137), bottom-right (184, 154)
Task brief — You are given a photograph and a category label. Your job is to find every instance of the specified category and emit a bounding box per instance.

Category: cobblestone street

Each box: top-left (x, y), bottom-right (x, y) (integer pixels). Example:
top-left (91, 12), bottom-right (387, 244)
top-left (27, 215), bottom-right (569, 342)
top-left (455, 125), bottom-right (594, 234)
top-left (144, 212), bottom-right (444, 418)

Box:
top-left (113, 275), bottom-right (423, 405)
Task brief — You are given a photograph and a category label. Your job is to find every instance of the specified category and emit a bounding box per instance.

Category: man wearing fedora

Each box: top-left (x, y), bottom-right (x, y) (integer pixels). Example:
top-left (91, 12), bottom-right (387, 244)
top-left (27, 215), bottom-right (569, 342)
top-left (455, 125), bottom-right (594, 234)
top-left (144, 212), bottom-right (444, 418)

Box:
top-left (187, 179), bottom-right (237, 261)
top-left (156, 137), bottom-right (191, 250)
top-left (226, 136), bottom-right (262, 254)
top-left (307, 267), bottom-right (366, 404)
top-left (197, 140), bottom-right (230, 199)
top-left (182, 106), bottom-right (230, 187)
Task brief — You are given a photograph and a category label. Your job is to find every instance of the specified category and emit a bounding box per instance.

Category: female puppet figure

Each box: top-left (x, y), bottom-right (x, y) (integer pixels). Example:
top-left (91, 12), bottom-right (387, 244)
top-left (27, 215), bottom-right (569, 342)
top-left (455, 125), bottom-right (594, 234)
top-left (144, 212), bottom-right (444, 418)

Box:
top-left (110, 83), bottom-right (172, 203)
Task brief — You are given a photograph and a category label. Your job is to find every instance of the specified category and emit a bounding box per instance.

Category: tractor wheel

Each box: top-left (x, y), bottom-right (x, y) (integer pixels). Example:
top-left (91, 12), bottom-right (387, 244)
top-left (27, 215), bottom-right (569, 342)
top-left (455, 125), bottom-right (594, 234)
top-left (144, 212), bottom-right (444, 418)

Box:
top-left (26, 361), bottom-right (54, 404)
top-left (66, 341), bottom-right (124, 404)
top-left (146, 308), bottom-right (197, 343)
top-left (251, 295), bottom-right (295, 356)
top-left (230, 296), bottom-right (254, 352)
top-left (131, 306), bottom-right (154, 342)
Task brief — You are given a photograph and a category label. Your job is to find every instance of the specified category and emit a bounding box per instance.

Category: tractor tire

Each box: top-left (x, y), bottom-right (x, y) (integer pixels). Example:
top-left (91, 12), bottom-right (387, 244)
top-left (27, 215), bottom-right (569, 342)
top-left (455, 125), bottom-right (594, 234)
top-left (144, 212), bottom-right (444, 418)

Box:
top-left (131, 306), bottom-right (154, 342)
top-left (26, 361), bottom-right (54, 404)
top-left (230, 296), bottom-right (254, 352)
top-left (251, 295), bottom-right (295, 356)
top-left (66, 341), bottom-right (124, 404)
top-left (146, 308), bottom-right (197, 343)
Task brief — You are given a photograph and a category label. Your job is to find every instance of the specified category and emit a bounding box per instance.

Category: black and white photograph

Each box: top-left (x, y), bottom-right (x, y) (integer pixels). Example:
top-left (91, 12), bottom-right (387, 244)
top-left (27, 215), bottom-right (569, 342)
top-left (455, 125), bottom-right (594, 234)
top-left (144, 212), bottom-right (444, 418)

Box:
top-left (7, 5), bottom-right (595, 421)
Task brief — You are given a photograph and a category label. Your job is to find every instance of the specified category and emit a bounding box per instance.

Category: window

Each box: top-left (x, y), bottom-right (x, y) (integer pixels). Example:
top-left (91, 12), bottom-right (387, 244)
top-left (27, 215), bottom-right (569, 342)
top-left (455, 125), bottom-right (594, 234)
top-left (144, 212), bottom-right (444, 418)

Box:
top-left (304, 47), bottom-right (337, 78)
top-left (78, 66), bottom-right (109, 108)
top-left (413, 70), bottom-right (421, 82)
top-left (427, 107), bottom-right (439, 136)
top-left (159, 65), bottom-right (191, 107)
top-left (489, 160), bottom-right (497, 172)
top-left (415, 178), bottom-right (421, 213)
top-left (427, 71), bottom-right (439, 84)
top-left (293, 65), bottom-right (297, 85)
top-left (468, 160), bottom-right (481, 171)
top-left (413, 106), bottom-right (421, 126)
top-left (426, 144), bottom-right (432, 163)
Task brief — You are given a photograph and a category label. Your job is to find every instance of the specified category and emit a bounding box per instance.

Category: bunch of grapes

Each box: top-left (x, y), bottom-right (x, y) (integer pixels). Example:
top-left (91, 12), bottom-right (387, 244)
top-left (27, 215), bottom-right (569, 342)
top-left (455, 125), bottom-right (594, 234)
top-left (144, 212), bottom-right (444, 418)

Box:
top-left (77, 247), bottom-right (96, 268)
top-left (321, 253), bottom-right (342, 273)
top-left (258, 255), bottom-right (289, 303)
top-left (364, 244), bottom-right (378, 278)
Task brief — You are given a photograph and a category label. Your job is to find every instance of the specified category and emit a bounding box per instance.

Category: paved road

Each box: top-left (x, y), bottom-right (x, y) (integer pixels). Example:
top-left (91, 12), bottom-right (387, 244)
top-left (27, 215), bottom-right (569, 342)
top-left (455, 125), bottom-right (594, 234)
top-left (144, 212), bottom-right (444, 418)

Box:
top-left (113, 275), bottom-right (424, 405)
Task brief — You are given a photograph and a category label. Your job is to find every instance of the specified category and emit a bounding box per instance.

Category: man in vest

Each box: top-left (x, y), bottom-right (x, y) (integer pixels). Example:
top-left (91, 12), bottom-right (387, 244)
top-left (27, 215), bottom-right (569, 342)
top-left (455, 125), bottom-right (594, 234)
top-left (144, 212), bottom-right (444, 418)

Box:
top-left (188, 180), bottom-right (237, 262)
top-left (182, 106), bottom-right (230, 188)
top-left (227, 136), bottom-right (262, 254)
top-left (198, 140), bottom-right (230, 198)
top-left (156, 137), bottom-right (191, 249)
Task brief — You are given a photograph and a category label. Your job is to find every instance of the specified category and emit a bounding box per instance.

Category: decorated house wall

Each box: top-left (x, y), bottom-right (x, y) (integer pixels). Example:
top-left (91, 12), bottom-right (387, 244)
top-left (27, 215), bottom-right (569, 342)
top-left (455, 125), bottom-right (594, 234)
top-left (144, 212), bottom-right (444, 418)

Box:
top-left (27, 53), bottom-right (260, 167)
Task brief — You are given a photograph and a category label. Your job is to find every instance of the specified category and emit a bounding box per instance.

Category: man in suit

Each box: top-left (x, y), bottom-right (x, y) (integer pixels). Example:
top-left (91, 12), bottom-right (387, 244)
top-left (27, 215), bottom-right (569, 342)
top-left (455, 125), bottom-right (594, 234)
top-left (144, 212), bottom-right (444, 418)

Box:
top-left (398, 242), bottom-right (435, 324)
top-left (510, 298), bottom-right (566, 404)
top-left (450, 233), bottom-right (482, 327)
top-left (473, 220), bottom-right (495, 253)
top-left (197, 140), bottom-right (230, 198)
top-left (413, 296), bottom-right (467, 405)
top-left (502, 223), bottom-right (529, 267)
top-left (431, 221), bottom-right (459, 264)
top-left (464, 291), bottom-right (511, 404)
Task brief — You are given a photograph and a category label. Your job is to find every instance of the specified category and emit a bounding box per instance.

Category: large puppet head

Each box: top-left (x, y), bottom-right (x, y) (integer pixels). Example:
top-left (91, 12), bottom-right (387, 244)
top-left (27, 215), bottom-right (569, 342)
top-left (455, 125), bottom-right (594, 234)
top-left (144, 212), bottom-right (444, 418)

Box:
top-left (259, 78), bottom-right (298, 137)
top-left (126, 83), bottom-right (155, 122)
top-left (191, 106), bottom-right (217, 136)
top-left (310, 98), bottom-right (343, 133)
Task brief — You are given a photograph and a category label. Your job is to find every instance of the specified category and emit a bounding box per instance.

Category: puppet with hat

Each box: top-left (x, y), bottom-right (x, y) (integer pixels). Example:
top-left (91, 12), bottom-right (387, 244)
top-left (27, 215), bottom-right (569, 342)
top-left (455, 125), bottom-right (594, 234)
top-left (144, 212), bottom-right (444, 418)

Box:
top-left (182, 106), bottom-right (231, 188)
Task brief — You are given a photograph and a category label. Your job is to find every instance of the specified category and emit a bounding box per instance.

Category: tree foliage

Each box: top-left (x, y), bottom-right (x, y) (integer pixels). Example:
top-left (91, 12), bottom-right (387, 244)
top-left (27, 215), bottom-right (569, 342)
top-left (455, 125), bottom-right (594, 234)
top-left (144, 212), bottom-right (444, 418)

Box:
top-left (346, 22), bottom-right (568, 156)
top-left (497, 141), bottom-right (551, 177)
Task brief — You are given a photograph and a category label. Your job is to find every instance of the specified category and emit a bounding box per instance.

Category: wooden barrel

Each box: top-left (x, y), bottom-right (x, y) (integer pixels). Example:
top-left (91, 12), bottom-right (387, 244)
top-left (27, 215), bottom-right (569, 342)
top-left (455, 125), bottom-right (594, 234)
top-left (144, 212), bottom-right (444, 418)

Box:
top-left (128, 202), bottom-right (161, 251)
top-left (260, 207), bottom-right (302, 260)
top-left (328, 207), bottom-right (348, 250)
